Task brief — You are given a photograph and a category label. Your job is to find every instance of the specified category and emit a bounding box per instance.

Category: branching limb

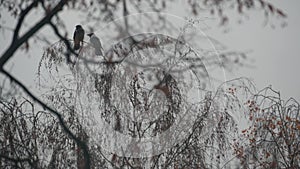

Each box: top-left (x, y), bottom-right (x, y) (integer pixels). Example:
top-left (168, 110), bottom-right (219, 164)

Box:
top-left (0, 0), bottom-right (67, 68)
top-left (0, 69), bottom-right (91, 169)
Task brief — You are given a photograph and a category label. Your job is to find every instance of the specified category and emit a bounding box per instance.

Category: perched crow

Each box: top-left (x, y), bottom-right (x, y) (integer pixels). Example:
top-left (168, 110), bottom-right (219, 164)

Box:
top-left (87, 33), bottom-right (103, 56)
top-left (73, 25), bottom-right (85, 50)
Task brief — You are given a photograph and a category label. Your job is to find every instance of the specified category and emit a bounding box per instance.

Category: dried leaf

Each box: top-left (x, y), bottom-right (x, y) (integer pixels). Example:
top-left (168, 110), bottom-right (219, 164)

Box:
top-left (268, 4), bottom-right (274, 14)
top-left (259, 0), bottom-right (265, 8)
top-left (220, 16), bottom-right (228, 25)
top-left (276, 9), bottom-right (287, 18)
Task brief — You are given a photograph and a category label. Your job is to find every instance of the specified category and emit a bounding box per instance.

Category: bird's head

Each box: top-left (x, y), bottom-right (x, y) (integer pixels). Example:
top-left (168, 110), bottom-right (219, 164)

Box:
top-left (87, 33), bottom-right (94, 37)
top-left (75, 25), bottom-right (82, 29)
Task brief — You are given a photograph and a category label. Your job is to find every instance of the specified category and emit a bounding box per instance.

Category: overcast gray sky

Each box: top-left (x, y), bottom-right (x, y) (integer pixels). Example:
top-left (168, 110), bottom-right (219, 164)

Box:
top-left (213, 0), bottom-right (300, 100)
top-left (1, 0), bottom-right (299, 100)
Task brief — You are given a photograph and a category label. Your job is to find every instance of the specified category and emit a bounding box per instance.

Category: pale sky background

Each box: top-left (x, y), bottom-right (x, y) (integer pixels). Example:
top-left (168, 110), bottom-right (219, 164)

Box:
top-left (0, 0), bottom-right (299, 100)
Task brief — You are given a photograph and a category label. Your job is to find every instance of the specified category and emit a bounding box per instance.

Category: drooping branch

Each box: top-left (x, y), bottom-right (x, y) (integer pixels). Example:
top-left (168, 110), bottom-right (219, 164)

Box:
top-left (0, 154), bottom-right (33, 167)
top-left (0, 1), bottom-right (91, 168)
top-left (0, 69), bottom-right (91, 169)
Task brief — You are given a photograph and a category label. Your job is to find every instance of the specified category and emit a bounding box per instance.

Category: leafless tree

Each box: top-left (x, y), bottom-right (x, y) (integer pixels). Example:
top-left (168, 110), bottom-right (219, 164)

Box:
top-left (234, 87), bottom-right (300, 168)
top-left (0, 0), bottom-right (289, 168)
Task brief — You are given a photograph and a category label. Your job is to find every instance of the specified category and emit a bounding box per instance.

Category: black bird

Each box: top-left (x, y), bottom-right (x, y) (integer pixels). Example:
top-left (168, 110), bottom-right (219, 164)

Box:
top-left (73, 25), bottom-right (85, 50)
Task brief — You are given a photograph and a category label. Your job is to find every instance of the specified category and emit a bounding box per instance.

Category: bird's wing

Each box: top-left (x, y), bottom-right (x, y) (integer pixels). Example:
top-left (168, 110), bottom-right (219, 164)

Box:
top-left (73, 29), bottom-right (82, 50)
top-left (78, 28), bottom-right (85, 41)
top-left (73, 29), bottom-right (77, 40)
top-left (90, 36), bottom-right (103, 55)
top-left (90, 37), bottom-right (102, 48)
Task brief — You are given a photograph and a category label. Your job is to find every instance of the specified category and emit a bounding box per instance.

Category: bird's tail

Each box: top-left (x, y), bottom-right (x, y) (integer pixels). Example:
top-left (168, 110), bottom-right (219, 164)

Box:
top-left (74, 42), bottom-right (80, 50)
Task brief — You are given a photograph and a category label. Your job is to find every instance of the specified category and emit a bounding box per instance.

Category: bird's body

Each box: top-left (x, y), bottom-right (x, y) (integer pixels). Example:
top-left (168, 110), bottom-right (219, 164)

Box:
top-left (73, 25), bottom-right (85, 50)
top-left (87, 33), bottom-right (103, 56)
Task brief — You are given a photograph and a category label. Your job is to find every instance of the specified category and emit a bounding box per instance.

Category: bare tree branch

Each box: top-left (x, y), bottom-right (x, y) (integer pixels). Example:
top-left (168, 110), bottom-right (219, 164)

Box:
top-left (0, 68), bottom-right (91, 169)
top-left (12, 0), bottom-right (39, 42)
top-left (0, 0), bottom-right (67, 68)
